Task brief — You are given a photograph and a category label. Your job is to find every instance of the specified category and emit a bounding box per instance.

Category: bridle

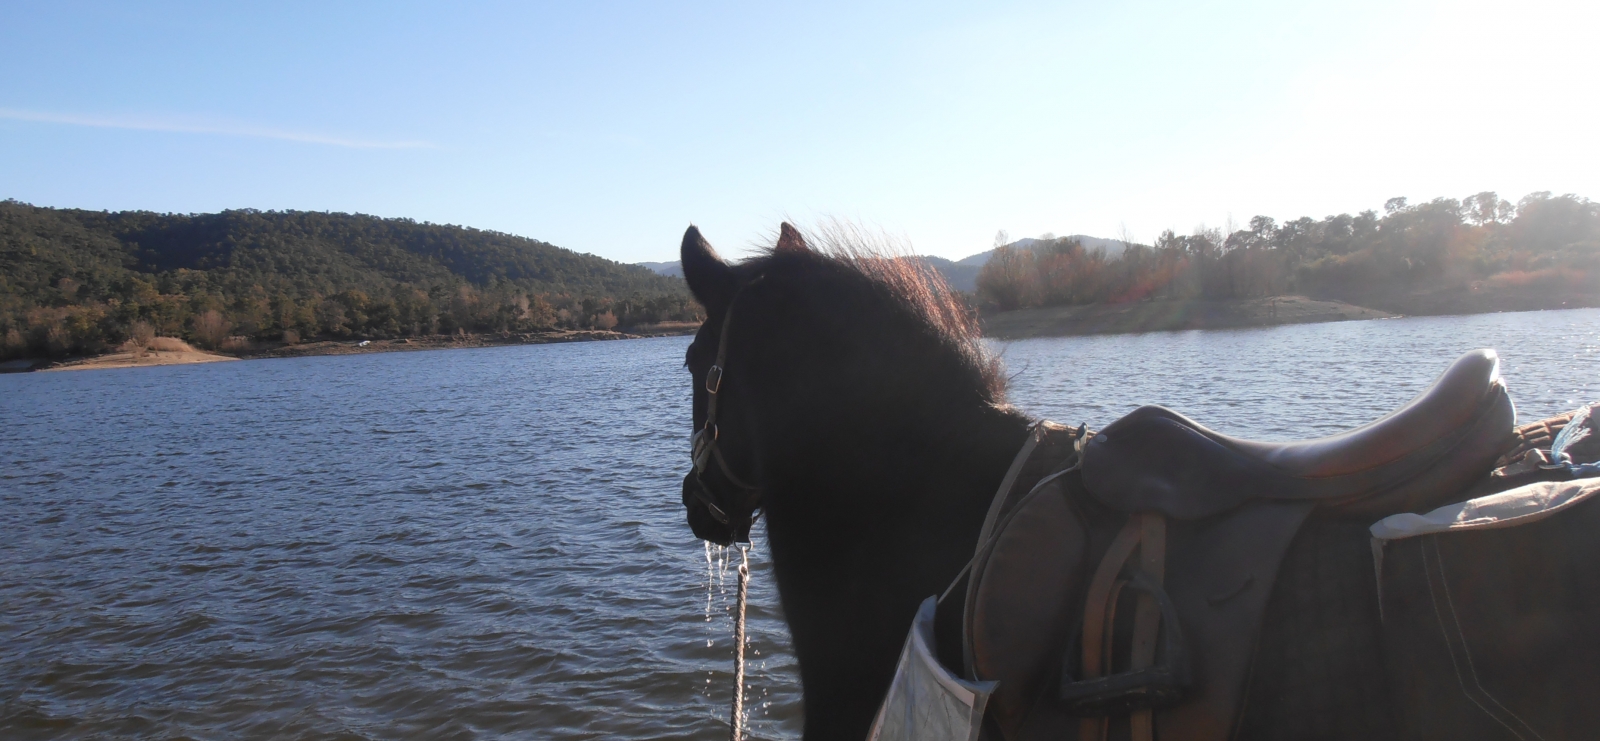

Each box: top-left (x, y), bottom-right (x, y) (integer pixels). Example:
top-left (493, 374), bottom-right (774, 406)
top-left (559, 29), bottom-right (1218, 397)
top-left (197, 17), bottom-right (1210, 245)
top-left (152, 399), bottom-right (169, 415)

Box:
top-left (686, 287), bottom-right (767, 741)
top-left (688, 287), bottom-right (764, 534)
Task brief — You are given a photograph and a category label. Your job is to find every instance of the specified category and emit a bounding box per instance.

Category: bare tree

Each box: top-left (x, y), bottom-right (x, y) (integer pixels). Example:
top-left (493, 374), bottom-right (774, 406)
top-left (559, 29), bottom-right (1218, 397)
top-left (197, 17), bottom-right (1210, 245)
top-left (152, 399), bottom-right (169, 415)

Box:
top-left (1117, 223), bottom-right (1138, 252)
top-left (193, 310), bottom-right (230, 349)
top-left (126, 320), bottom-right (156, 357)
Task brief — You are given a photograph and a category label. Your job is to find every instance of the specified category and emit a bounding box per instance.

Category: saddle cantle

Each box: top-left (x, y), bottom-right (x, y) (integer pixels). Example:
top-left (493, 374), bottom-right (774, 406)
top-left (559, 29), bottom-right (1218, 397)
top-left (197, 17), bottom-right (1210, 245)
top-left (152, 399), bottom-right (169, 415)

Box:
top-left (964, 350), bottom-right (1517, 741)
top-left (1082, 349), bottom-right (1516, 520)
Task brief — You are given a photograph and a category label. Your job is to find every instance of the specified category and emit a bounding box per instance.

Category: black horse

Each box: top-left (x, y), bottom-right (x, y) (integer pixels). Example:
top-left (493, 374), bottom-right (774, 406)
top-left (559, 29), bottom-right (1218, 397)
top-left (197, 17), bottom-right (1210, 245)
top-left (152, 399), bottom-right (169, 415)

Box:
top-left (679, 223), bottom-right (1028, 738)
top-left (675, 223), bottom-right (1600, 740)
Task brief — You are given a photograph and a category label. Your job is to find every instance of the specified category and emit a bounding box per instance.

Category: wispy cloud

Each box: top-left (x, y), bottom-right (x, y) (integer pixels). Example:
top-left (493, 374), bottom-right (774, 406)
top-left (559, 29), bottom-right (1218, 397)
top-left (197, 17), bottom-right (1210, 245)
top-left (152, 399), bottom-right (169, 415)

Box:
top-left (0, 107), bottom-right (433, 149)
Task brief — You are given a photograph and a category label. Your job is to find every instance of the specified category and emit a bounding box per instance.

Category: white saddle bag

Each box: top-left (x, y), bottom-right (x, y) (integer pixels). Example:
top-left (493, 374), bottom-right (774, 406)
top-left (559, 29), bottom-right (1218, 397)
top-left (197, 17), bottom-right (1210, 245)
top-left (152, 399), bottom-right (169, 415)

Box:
top-left (867, 596), bottom-right (997, 741)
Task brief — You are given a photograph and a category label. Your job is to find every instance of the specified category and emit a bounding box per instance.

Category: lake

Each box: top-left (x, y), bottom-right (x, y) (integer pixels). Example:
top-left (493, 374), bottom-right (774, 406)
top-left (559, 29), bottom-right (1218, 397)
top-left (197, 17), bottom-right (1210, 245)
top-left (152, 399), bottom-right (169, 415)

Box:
top-left (3, 309), bottom-right (1598, 740)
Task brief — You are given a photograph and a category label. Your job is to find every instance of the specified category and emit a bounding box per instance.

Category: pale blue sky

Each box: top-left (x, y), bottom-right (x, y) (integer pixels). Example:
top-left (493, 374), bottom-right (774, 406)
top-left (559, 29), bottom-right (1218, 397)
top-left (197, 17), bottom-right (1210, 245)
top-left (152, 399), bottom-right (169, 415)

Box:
top-left (3, 0), bottom-right (1596, 263)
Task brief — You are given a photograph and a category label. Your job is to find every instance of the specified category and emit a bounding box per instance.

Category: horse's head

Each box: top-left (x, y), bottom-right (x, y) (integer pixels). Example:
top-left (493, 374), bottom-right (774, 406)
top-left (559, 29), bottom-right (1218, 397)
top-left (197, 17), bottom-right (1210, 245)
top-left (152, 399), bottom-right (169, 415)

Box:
top-left (677, 224), bottom-right (804, 545)
top-left (675, 221), bottom-right (1005, 547)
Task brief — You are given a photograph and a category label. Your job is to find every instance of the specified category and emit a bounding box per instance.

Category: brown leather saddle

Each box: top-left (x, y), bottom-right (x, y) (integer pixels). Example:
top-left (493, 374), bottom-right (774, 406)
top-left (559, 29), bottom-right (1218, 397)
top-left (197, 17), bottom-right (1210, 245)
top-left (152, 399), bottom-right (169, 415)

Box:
top-left (963, 350), bottom-right (1517, 741)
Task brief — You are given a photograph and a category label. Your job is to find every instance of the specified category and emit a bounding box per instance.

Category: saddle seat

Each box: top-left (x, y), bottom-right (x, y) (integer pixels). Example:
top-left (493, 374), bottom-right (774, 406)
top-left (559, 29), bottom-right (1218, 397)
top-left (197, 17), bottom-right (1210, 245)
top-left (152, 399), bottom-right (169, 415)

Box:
top-left (963, 350), bottom-right (1519, 741)
top-left (1082, 349), bottom-right (1515, 519)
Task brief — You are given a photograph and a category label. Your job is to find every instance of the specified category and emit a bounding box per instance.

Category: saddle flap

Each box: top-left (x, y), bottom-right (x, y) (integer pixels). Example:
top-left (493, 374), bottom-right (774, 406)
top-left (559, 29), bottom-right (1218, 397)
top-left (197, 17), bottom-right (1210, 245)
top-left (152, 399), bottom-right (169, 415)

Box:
top-left (966, 474), bottom-right (1091, 739)
top-left (967, 486), bottom-right (1318, 741)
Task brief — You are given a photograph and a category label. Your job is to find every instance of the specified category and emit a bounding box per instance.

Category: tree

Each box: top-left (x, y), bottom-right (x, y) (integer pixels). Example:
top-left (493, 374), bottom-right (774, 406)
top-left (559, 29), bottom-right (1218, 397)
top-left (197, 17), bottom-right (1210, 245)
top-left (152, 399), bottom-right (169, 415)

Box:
top-left (128, 320), bottom-right (155, 354)
top-left (1248, 216), bottom-right (1278, 242)
top-left (975, 245), bottom-right (1033, 310)
top-left (1463, 191), bottom-right (1513, 226)
top-left (192, 310), bottom-right (230, 349)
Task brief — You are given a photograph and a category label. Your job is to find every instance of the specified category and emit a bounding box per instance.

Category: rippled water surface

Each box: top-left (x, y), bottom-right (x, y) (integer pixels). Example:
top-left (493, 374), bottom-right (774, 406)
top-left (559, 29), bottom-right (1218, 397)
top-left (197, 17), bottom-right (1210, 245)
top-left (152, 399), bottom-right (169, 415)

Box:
top-left (3, 309), bottom-right (1598, 740)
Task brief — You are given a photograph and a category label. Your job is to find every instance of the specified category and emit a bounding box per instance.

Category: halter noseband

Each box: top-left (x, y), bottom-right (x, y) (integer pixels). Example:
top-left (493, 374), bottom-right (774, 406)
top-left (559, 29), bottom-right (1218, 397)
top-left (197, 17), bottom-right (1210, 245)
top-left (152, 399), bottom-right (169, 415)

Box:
top-left (689, 290), bottom-right (763, 530)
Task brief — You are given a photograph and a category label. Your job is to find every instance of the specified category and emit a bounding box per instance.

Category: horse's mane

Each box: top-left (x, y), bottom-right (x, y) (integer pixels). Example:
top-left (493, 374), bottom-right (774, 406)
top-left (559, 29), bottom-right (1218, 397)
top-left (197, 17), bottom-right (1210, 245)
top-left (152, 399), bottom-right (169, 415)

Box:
top-left (745, 222), bottom-right (1006, 403)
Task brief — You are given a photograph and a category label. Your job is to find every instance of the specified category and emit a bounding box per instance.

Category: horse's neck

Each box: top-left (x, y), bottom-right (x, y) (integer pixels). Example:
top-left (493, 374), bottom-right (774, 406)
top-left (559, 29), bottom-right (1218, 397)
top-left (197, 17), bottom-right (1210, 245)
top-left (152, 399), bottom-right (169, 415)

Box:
top-left (763, 401), bottom-right (1032, 570)
top-left (760, 399), bottom-right (1030, 739)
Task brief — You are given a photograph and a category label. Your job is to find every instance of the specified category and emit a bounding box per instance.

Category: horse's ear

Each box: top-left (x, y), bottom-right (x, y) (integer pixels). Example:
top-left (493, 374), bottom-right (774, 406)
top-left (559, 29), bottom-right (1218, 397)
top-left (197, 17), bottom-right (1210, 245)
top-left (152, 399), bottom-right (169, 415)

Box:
top-left (681, 225), bottom-right (735, 312)
top-left (775, 222), bottom-right (808, 253)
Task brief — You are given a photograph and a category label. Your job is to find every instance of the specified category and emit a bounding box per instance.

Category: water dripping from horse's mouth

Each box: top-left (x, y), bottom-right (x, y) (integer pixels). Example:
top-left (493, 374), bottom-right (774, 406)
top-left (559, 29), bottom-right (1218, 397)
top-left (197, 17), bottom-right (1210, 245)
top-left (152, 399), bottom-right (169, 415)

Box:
top-left (682, 471), bottom-right (738, 546)
top-left (704, 540), bottom-right (730, 642)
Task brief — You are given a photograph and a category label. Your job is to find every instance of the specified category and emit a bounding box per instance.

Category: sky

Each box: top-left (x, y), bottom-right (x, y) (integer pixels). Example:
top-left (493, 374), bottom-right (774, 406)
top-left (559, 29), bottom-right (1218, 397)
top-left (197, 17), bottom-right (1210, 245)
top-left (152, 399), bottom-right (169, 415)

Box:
top-left (3, 0), bottom-right (1597, 263)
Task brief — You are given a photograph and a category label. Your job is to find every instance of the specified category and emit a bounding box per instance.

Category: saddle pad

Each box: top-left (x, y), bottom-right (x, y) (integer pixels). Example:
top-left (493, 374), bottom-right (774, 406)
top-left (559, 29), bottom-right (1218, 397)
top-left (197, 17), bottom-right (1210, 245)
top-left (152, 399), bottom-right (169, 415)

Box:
top-left (868, 597), bottom-right (997, 741)
top-left (1372, 477), bottom-right (1600, 740)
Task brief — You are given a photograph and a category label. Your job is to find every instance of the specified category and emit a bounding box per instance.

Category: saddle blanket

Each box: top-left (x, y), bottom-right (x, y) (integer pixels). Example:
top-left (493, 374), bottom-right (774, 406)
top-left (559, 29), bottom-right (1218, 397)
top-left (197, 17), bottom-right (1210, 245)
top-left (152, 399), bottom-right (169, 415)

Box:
top-left (1370, 475), bottom-right (1600, 740)
top-left (1371, 475), bottom-right (1600, 541)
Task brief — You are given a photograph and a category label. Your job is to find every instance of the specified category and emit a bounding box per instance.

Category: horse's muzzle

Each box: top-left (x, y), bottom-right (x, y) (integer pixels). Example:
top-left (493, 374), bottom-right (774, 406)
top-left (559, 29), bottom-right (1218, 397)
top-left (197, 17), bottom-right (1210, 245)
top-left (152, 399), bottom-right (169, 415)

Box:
top-left (682, 472), bottom-right (743, 546)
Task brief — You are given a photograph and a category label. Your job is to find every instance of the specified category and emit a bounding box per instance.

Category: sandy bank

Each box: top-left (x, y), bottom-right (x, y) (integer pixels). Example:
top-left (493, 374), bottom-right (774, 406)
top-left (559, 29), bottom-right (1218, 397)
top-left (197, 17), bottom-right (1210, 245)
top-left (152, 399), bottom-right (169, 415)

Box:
top-left (42, 348), bottom-right (238, 371)
top-left (981, 295), bottom-right (1394, 339)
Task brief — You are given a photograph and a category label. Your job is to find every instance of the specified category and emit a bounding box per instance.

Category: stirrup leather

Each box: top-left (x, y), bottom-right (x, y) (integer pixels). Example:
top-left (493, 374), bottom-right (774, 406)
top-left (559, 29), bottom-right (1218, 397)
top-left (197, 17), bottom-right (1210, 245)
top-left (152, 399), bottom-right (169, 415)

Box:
top-left (1062, 513), bottom-right (1192, 739)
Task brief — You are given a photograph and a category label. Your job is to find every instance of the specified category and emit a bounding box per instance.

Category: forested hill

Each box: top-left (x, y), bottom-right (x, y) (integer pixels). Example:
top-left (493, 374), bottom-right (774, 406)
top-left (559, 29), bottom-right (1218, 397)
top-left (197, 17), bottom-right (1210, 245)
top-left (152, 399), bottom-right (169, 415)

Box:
top-left (1, 201), bottom-right (701, 358)
top-left (975, 191), bottom-right (1600, 315)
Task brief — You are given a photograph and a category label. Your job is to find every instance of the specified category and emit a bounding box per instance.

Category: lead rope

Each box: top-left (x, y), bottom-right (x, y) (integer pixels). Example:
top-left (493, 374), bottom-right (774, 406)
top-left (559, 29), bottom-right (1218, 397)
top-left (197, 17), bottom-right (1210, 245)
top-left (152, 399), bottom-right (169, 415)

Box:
top-left (729, 543), bottom-right (751, 741)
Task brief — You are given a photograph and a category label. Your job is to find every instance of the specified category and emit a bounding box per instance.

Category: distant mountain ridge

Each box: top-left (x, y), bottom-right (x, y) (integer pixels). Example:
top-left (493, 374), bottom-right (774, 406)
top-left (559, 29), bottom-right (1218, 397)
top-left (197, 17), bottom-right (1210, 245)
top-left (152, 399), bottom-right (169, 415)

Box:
top-left (636, 261), bottom-right (683, 278)
top-left (636, 233), bottom-right (1127, 293)
top-left (957, 235), bottom-right (1130, 267)
top-left (916, 255), bottom-right (982, 293)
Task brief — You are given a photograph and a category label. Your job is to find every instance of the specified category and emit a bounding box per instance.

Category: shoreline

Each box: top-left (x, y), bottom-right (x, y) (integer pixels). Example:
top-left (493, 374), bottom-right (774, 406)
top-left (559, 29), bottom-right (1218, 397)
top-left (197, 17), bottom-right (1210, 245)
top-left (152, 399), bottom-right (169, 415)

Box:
top-left (3, 325), bottom-right (699, 373)
top-left (979, 286), bottom-right (1600, 340)
top-left (980, 295), bottom-right (1395, 339)
top-left (8, 297), bottom-right (1599, 371)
